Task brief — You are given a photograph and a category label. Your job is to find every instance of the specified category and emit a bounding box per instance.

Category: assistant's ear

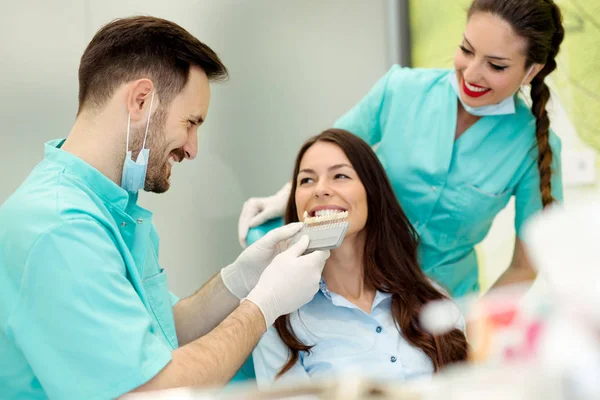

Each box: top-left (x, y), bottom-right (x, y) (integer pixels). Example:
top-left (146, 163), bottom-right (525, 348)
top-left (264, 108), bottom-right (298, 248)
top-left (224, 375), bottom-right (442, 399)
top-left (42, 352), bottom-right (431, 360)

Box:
top-left (523, 63), bottom-right (545, 86)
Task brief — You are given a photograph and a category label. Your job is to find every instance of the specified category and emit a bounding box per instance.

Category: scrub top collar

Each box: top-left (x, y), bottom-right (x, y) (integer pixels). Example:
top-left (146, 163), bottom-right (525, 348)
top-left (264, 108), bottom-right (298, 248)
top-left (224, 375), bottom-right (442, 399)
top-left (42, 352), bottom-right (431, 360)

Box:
top-left (44, 138), bottom-right (134, 211)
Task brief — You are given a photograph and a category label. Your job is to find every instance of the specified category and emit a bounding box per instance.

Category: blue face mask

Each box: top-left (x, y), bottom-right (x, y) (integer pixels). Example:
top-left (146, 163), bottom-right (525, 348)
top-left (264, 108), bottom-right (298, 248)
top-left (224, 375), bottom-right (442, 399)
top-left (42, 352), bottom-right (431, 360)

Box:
top-left (449, 66), bottom-right (534, 117)
top-left (121, 90), bottom-right (155, 193)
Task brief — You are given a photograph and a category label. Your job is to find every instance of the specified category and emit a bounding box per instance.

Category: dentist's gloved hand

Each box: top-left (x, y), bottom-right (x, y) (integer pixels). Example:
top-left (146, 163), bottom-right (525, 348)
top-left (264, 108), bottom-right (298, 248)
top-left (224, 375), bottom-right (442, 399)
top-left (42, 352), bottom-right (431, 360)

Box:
top-left (222, 222), bottom-right (303, 299)
top-left (238, 182), bottom-right (291, 248)
top-left (245, 235), bottom-right (330, 328)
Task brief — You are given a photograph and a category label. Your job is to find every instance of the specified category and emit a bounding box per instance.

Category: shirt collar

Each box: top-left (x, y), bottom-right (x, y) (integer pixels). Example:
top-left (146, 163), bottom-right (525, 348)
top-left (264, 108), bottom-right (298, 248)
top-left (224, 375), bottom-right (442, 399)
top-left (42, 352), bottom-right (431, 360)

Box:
top-left (44, 138), bottom-right (131, 211)
top-left (319, 278), bottom-right (393, 311)
top-left (319, 279), bottom-right (333, 300)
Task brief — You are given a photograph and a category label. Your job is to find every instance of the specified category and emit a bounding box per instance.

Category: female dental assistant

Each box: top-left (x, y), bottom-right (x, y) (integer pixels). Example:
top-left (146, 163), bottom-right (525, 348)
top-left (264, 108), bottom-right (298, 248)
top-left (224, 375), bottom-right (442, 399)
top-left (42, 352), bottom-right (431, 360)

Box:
top-left (238, 0), bottom-right (566, 297)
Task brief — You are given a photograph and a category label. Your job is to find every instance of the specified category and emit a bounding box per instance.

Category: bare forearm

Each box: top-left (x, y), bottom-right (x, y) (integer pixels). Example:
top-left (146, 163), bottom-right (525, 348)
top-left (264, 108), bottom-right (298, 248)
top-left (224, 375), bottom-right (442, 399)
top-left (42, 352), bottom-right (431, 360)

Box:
top-left (132, 300), bottom-right (265, 392)
top-left (491, 265), bottom-right (536, 289)
top-left (173, 272), bottom-right (239, 345)
top-left (491, 237), bottom-right (537, 290)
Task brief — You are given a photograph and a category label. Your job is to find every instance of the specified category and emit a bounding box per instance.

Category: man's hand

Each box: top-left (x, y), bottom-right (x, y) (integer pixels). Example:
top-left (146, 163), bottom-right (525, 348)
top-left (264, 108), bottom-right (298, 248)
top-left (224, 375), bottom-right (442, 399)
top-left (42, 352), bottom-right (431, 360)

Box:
top-left (245, 235), bottom-right (330, 327)
top-left (221, 222), bottom-right (303, 299)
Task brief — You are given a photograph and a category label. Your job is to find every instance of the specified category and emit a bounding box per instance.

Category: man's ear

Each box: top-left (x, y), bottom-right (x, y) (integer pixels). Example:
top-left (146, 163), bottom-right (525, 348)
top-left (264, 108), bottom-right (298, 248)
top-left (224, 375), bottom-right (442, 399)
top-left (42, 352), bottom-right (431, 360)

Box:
top-left (126, 79), bottom-right (157, 121)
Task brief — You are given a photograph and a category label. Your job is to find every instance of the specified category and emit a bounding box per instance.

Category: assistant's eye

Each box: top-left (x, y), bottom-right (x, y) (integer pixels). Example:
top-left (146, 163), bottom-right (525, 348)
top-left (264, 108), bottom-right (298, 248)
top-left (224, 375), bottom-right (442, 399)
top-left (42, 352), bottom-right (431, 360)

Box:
top-left (459, 45), bottom-right (473, 55)
top-left (489, 63), bottom-right (508, 71)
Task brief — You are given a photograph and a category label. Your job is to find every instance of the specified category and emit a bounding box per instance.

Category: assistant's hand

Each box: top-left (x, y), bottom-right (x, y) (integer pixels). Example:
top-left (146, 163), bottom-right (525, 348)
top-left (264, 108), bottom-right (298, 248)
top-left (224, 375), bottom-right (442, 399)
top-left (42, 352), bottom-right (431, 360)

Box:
top-left (237, 182), bottom-right (291, 248)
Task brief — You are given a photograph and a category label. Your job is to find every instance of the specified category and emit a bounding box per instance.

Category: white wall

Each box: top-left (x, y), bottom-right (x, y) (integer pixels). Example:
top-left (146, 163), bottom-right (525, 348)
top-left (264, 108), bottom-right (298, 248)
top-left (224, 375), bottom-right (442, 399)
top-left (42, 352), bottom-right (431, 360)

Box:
top-left (0, 1), bottom-right (389, 297)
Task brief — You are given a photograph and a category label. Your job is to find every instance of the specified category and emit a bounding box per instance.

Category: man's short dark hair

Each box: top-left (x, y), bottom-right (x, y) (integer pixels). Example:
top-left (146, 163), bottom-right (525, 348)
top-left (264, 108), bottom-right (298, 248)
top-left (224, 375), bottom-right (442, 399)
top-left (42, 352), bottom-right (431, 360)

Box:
top-left (78, 16), bottom-right (228, 113)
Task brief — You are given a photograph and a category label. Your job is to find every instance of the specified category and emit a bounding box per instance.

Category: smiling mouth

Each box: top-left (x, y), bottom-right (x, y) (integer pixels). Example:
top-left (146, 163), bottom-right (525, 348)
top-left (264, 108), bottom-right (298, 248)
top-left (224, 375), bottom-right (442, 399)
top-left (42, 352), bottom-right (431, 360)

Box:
top-left (168, 152), bottom-right (182, 167)
top-left (462, 78), bottom-right (491, 98)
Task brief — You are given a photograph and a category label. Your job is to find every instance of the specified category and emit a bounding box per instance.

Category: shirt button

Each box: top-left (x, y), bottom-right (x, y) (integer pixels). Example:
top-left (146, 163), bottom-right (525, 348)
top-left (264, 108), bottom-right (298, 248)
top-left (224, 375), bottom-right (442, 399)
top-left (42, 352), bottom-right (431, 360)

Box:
top-left (137, 218), bottom-right (143, 224)
top-left (376, 326), bottom-right (382, 333)
top-left (431, 186), bottom-right (437, 191)
top-left (390, 356), bottom-right (397, 363)
top-left (121, 222), bottom-right (127, 227)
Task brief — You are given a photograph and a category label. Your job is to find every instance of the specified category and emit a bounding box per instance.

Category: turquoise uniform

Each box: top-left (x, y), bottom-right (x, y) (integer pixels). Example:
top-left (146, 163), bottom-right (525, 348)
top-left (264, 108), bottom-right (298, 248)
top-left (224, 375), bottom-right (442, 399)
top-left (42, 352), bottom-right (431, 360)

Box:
top-left (334, 66), bottom-right (563, 296)
top-left (0, 140), bottom-right (179, 399)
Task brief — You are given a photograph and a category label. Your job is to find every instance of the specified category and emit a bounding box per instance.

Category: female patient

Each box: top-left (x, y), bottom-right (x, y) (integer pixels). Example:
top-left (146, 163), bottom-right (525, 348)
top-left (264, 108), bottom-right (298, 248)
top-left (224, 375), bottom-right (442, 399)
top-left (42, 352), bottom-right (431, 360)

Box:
top-left (252, 129), bottom-right (467, 387)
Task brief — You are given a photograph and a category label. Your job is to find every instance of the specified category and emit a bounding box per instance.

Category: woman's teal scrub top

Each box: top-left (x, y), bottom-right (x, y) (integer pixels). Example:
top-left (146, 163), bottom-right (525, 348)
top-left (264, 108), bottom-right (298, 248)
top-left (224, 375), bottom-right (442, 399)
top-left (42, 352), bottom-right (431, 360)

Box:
top-left (334, 66), bottom-right (563, 296)
top-left (0, 140), bottom-right (180, 399)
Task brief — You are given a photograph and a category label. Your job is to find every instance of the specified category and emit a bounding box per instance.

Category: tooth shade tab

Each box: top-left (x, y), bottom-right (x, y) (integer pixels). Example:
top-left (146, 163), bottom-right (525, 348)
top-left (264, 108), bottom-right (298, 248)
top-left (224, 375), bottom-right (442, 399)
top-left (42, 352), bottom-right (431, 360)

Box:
top-left (303, 210), bottom-right (348, 227)
top-left (291, 209), bottom-right (349, 252)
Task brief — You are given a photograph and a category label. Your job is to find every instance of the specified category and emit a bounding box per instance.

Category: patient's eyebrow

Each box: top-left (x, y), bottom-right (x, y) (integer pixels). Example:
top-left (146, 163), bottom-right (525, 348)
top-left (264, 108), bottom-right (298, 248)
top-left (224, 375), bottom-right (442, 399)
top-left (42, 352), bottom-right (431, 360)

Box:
top-left (299, 164), bottom-right (354, 174)
top-left (329, 163), bottom-right (353, 171)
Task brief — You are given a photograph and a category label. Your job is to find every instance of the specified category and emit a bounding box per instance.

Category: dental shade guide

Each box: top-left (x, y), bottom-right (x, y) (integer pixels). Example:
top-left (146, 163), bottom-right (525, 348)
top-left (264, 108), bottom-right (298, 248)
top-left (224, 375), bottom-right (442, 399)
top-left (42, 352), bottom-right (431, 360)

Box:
top-left (290, 210), bottom-right (349, 253)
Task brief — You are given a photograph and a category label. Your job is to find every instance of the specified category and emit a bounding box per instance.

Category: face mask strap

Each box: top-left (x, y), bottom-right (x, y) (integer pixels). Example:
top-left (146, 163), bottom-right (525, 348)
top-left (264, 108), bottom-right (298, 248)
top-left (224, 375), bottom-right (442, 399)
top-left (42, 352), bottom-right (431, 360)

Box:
top-left (521, 65), bottom-right (536, 86)
top-left (125, 89), bottom-right (155, 156)
top-left (125, 114), bottom-right (132, 153)
top-left (141, 90), bottom-right (155, 151)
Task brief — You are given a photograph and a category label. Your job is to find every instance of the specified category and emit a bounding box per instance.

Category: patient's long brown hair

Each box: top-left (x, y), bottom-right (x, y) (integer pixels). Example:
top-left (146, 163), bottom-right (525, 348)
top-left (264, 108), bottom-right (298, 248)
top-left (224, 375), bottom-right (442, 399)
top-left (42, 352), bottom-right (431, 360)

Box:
top-left (274, 129), bottom-right (468, 377)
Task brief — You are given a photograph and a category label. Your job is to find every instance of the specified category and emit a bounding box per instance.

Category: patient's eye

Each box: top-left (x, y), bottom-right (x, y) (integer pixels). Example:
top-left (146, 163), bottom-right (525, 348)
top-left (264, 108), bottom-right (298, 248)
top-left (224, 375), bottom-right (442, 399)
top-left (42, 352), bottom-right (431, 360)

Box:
top-left (334, 173), bottom-right (350, 180)
top-left (299, 177), bottom-right (314, 185)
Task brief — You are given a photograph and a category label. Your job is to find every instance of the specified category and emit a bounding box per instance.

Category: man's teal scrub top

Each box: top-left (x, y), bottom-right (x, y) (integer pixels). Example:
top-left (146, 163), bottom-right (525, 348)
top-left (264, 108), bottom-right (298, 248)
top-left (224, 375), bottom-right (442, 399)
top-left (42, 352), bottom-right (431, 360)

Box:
top-left (0, 139), bottom-right (179, 399)
top-left (334, 66), bottom-right (563, 296)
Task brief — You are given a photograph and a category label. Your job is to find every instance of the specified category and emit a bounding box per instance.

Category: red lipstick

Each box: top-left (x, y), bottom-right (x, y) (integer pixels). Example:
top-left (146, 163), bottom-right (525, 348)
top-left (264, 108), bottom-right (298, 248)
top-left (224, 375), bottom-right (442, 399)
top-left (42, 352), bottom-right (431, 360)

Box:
top-left (462, 78), bottom-right (491, 98)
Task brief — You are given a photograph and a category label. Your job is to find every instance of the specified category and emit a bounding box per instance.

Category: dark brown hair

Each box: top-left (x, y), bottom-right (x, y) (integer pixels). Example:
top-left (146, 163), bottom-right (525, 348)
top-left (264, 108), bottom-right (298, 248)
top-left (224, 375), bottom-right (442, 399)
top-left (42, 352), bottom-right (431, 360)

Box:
top-left (468, 0), bottom-right (564, 207)
top-left (273, 129), bottom-right (468, 377)
top-left (77, 16), bottom-right (228, 113)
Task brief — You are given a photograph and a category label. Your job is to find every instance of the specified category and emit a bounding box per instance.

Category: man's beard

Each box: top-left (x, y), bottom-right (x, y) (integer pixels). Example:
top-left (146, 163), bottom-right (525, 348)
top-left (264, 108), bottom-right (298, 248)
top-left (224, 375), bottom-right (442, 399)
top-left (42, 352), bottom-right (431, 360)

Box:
top-left (128, 106), bottom-right (172, 194)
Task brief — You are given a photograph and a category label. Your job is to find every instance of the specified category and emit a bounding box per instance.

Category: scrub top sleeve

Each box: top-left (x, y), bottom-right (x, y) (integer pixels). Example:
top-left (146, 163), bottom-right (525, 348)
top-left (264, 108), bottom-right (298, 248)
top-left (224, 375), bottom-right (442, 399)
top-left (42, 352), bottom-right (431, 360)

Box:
top-left (169, 291), bottom-right (180, 306)
top-left (333, 65), bottom-right (400, 146)
top-left (8, 219), bottom-right (172, 400)
top-left (252, 325), bottom-right (310, 389)
top-left (515, 135), bottom-right (564, 237)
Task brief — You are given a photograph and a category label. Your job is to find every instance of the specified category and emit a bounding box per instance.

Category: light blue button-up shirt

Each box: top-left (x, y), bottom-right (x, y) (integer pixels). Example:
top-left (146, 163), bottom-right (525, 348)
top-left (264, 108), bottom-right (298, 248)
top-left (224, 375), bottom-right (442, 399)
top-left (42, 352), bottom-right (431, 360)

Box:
top-left (334, 66), bottom-right (563, 297)
top-left (0, 139), bottom-right (179, 399)
top-left (252, 280), bottom-right (464, 388)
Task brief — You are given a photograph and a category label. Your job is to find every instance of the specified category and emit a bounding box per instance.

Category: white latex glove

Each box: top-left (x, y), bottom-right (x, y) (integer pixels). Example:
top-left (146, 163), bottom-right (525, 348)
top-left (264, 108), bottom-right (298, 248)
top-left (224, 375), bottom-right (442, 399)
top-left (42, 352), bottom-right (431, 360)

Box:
top-left (221, 222), bottom-right (303, 299)
top-left (238, 182), bottom-right (292, 248)
top-left (245, 235), bottom-right (330, 328)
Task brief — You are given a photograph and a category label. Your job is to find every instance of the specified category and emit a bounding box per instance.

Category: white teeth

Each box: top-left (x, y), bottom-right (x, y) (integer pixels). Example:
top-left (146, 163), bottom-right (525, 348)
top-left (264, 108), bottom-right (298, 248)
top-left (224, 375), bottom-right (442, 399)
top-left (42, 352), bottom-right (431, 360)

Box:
top-left (303, 211), bottom-right (308, 221)
top-left (465, 81), bottom-right (489, 92)
top-left (168, 156), bottom-right (175, 166)
top-left (315, 209), bottom-right (346, 217)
